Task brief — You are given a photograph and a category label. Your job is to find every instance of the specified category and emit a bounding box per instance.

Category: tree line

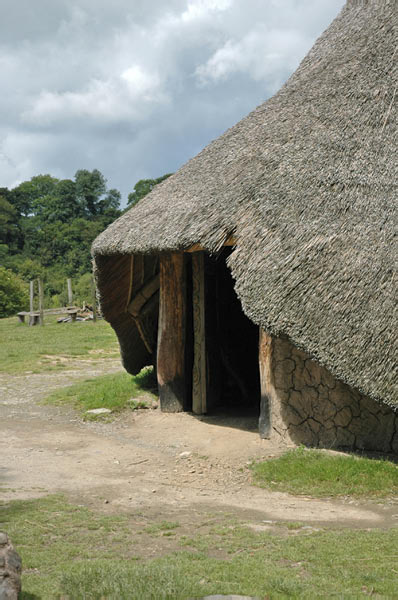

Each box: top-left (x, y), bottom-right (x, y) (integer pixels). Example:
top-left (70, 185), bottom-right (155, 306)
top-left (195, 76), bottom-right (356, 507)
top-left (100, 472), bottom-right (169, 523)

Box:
top-left (0, 170), bottom-right (171, 316)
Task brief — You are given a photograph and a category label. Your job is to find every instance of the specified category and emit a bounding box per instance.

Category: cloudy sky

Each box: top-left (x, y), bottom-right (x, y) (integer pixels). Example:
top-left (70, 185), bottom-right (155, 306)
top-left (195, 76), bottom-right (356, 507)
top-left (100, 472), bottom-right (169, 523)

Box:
top-left (0, 0), bottom-right (345, 205)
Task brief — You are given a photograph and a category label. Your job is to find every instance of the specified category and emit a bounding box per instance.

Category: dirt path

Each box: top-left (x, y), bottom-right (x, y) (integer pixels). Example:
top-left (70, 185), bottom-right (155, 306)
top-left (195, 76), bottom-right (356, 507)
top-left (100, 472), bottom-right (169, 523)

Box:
top-left (1, 361), bottom-right (398, 532)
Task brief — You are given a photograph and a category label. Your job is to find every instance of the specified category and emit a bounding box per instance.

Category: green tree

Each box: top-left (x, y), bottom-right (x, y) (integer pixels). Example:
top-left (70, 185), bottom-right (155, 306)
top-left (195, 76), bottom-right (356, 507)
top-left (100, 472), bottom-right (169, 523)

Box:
top-left (0, 194), bottom-right (22, 252)
top-left (9, 175), bottom-right (59, 216)
top-left (127, 173), bottom-right (173, 207)
top-left (75, 169), bottom-right (107, 217)
top-left (0, 267), bottom-right (29, 317)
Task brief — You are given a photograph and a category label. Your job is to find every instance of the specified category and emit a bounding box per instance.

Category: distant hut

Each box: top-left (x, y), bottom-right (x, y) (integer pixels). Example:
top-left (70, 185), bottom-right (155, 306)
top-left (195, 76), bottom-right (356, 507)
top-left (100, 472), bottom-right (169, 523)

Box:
top-left (93, 0), bottom-right (397, 453)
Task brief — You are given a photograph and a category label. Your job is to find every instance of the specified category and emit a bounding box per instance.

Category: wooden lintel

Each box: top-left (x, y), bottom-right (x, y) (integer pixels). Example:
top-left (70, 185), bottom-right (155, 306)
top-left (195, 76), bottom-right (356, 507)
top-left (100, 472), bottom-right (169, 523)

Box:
top-left (223, 236), bottom-right (236, 246)
top-left (185, 243), bottom-right (205, 253)
top-left (127, 274), bottom-right (160, 317)
top-left (185, 236), bottom-right (236, 253)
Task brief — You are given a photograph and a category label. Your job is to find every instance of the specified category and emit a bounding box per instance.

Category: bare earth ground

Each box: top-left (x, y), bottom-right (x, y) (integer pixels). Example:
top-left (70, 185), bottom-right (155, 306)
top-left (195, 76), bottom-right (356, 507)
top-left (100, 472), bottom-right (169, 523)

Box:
top-left (1, 357), bottom-right (398, 549)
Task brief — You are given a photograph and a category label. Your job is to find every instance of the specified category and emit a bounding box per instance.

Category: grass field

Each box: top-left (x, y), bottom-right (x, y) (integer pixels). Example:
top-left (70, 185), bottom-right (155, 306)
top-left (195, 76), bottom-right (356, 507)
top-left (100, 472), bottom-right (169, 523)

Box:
top-left (251, 447), bottom-right (398, 498)
top-left (0, 316), bottom-right (119, 374)
top-left (43, 368), bottom-right (157, 417)
top-left (2, 495), bottom-right (398, 599)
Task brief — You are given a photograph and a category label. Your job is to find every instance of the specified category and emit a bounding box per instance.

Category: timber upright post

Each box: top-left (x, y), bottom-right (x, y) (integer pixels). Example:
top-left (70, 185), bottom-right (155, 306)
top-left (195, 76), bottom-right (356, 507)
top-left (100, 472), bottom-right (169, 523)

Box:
top-left (91, 276), bottom-right (97, 322)
top-left (191, 252), bottom-right (207, 414)
top-left (38, 278), bottom-right (44, 326)
top-left (258, 329), bottom-right (272, 438)
top-left (157, 253), bottom-right (188, 412)
top-left (29, 280), bottom-right (35, 326)
top-left (67, 278), bottom-right (73, 306)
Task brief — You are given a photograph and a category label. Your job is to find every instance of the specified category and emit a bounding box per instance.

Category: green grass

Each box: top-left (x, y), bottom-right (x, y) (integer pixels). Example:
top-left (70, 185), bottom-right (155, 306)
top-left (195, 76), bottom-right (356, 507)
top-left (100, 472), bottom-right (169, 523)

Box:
top-left (0, 316), bottom-right (119, 374)
top-left (144, 521), bottom-right (180, 535)
top-left (43, 368), bottom-right (157, 418)
top-left (2, 495), bottom-right (398, 599)
top-left (251, 447), bottom-right (398, 498)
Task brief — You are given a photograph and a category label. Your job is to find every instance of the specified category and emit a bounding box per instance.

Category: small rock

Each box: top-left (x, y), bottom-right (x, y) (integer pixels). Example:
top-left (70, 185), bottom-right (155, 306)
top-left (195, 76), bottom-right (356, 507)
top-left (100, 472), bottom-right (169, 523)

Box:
top-left (0, 532), bottom-right (22, 599)
top-left (152, 489), bottom-right (157, 493)
top-left (179, 451), bottom-right (191, 458)
top-left (86, 408), bottom-right (112, 415)
top-left (104, 499), bottom-right (109, 504)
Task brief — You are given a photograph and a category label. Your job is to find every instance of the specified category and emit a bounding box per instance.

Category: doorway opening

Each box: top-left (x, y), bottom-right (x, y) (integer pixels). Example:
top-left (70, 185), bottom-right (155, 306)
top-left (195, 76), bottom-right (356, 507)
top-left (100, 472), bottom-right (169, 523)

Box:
top-left (193, 248), bottom-right (260, 418)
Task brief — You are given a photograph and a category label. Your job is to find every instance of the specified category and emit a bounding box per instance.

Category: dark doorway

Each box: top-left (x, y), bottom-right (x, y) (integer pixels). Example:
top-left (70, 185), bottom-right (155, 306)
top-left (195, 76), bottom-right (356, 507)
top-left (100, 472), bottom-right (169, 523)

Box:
top-left (202, 248), bottom-right (260, 417)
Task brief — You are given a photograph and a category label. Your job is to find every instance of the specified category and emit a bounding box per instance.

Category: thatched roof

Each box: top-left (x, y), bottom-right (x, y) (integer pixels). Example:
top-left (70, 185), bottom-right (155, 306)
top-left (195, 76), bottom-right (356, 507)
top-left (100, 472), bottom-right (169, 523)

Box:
top-left (93, 0), bottom-right (397, 408)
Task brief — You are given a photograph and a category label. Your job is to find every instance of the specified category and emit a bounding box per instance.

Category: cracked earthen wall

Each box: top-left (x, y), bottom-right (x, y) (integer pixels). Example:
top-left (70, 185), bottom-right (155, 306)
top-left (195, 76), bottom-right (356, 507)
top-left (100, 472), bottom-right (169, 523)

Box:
top-left (267, 337), bottom-right (398, 453)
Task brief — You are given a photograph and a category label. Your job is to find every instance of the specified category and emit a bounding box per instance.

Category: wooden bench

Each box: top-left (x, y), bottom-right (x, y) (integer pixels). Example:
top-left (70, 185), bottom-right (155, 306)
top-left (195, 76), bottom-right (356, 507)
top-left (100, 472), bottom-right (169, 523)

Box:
top-left (66, 308), bottom-right (78, 322)
top-left (17, 312), bottom-right (40, 325)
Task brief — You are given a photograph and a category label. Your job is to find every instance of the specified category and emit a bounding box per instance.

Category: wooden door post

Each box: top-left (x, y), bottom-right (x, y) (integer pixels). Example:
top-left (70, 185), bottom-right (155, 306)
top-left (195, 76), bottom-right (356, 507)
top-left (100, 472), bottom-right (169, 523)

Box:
top-left (258, 329), bottom-right (272, 438)
top-left (192, 252), bottom-right (207, 415)
top-left (157, 253), bottom-right (188, 412)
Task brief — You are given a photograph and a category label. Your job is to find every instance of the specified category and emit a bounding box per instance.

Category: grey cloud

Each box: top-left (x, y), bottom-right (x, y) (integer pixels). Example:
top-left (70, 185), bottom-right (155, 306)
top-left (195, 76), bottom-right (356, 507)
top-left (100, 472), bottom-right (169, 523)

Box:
top-left (0, 0), bottom-right (345, 202)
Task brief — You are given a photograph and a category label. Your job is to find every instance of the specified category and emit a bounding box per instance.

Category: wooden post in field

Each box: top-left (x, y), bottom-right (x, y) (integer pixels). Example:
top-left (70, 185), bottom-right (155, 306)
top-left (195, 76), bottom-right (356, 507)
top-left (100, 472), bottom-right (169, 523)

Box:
top-left (67, 278), bottom-right (73, 306)
top-left (38, 278), bottom-right (44, 326)
top-left (29, 280), bottom-right (34, 313)
top-left (157, 252), bottom-right (188, 412)
top-left (91, 276), bottom-right (97, 322)
top-left (29, 280), bottom-right (35, 326)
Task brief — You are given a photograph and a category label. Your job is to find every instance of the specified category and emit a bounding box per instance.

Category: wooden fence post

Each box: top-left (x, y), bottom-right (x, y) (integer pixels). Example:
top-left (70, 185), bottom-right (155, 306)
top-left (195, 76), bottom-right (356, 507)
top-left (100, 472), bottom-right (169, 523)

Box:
top-left (38, 278), bottom-right (44, 326)
top-left (91, 276), bottom-right (97, 322)
top-left (29, 280), bottom-right (35, 326)
top-left (67, 278), bottom-right (73, 306)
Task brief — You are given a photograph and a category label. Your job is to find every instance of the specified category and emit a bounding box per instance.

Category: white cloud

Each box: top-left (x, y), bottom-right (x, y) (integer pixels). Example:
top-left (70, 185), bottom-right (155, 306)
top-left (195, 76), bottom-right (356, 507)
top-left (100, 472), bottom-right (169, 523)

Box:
top-left (181, 0), bottom-right (233, 22)
top-left (196, 26), bottom-right (310, 90)
top-left (23, 66), bottom-right (167, 126)
top-left (121, 65), bottom-right (161, 99)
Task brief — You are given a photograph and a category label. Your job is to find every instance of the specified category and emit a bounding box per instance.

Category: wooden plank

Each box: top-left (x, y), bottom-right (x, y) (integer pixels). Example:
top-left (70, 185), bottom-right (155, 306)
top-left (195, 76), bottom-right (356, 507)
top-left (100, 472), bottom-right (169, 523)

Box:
top-left (157, 253), bottom-right (187, 412)
top-left (127, 274), bottom-right (160, 317)
top-left (192, 252), bottom-right (206, 414)
top-left (258, 329), bottom-right (272, 438)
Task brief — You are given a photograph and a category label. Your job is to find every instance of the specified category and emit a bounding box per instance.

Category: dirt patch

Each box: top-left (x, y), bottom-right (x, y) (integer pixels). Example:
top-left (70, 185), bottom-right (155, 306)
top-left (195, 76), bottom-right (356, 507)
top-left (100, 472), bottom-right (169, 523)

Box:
top-left (1, 362), bottom-right (398, 533)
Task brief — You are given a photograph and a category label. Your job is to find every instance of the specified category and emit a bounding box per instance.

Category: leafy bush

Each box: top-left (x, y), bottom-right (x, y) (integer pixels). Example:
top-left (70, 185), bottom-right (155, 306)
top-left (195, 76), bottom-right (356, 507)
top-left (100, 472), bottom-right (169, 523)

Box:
top-left (0, 266), bottom-right (29, 317)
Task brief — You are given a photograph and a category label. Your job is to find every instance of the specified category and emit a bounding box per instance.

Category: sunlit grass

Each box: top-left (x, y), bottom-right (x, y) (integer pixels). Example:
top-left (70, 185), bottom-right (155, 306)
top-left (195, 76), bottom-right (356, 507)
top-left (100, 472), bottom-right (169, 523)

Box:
top-left (43, 367), bottom-right (157, 418)
top-left (251, 447), bottom-right (398, 498)
top-left (2, 495), bottom-right (398, 599)
top-left (0, 316), bottom-right (119, 374)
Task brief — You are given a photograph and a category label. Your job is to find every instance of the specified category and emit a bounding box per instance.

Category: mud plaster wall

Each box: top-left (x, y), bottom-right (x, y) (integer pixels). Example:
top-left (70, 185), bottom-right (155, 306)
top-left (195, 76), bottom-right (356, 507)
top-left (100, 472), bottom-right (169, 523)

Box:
top-left (269, 338), bottom-right (398, 453)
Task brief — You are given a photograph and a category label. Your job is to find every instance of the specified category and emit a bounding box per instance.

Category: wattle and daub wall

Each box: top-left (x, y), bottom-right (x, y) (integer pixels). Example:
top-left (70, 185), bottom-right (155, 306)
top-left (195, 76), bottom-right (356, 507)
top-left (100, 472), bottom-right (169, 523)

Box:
top-left (269, 338), bottom-right (398, 453)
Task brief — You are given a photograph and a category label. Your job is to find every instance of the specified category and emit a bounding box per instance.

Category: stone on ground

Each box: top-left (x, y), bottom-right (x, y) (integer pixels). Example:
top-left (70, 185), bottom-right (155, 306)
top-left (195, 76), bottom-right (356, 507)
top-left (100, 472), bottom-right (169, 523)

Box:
top-left (0, 532), bottom-right (22, 600)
